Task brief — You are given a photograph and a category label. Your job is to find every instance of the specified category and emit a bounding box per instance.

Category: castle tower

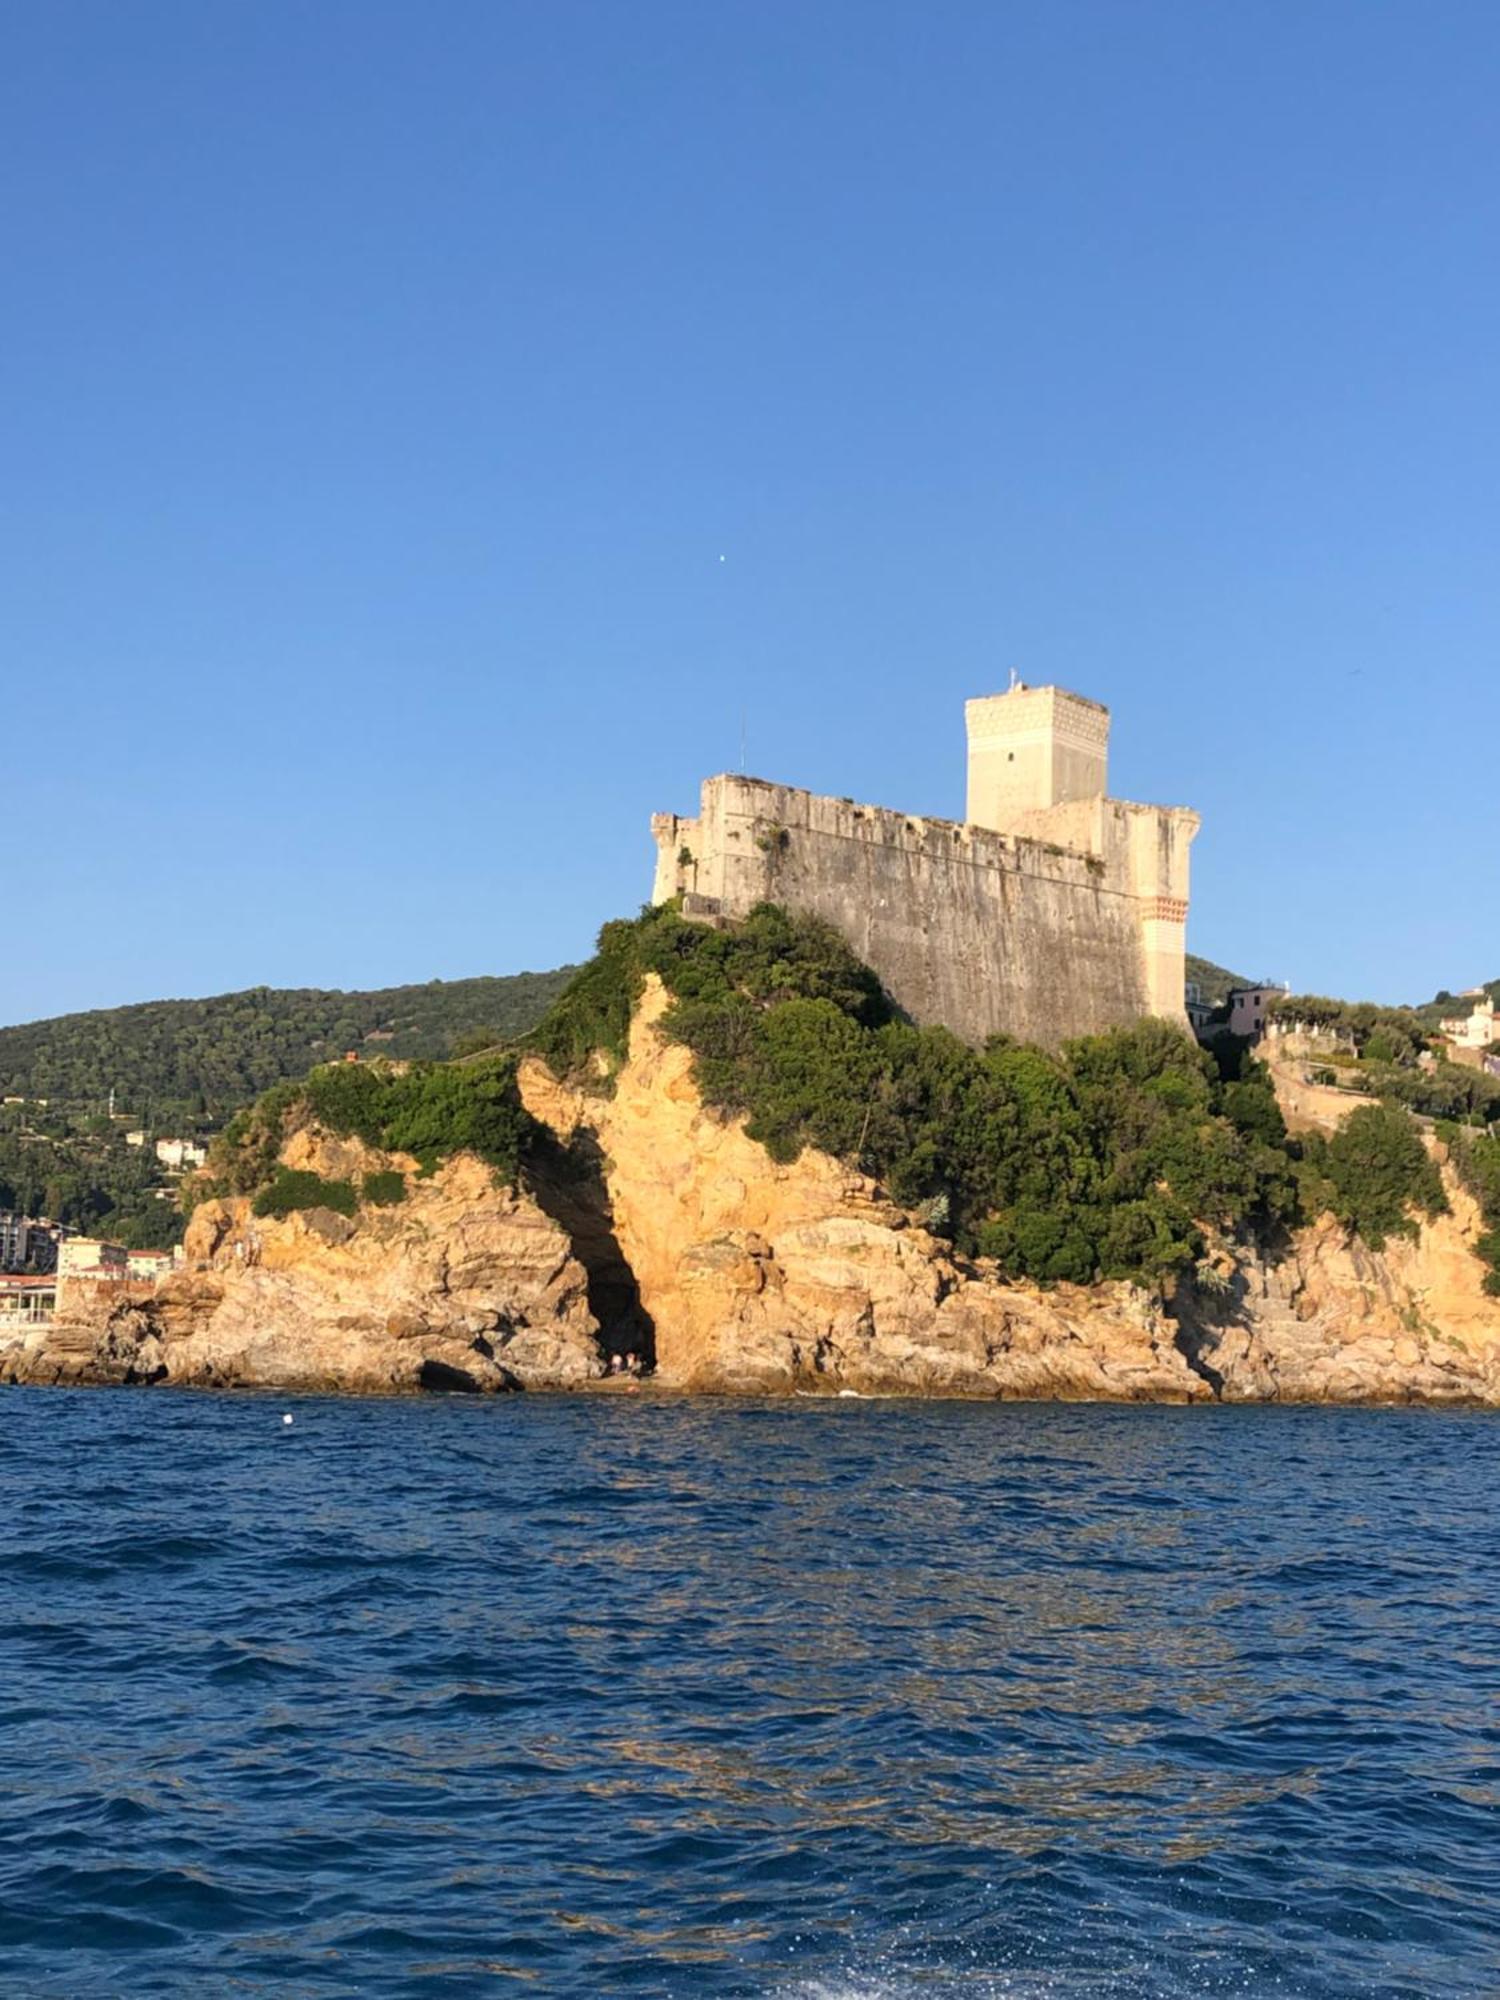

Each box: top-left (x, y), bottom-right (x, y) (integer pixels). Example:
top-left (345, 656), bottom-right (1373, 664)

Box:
top-left (964, 683), bottom-right (1110, 834)
top-left (652, 678), bottom-right (1196, 1046)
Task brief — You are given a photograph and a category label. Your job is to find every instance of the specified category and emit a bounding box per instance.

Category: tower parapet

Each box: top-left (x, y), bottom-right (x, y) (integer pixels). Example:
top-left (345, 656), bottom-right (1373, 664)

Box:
top-left (965, 683), bottom-right (1110, 832)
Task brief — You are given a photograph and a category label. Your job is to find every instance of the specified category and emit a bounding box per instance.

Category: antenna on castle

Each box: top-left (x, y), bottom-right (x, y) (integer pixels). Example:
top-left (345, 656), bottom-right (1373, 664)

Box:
top-left (740, 709), bottom-right (747, 773)
top-left (1008, 666), bottom-right (1020, 692)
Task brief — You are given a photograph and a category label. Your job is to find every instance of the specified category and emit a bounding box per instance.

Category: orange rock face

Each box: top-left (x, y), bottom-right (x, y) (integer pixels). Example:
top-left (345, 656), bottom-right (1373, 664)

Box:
top-left (518, 980), bottom-right (1208, 1400)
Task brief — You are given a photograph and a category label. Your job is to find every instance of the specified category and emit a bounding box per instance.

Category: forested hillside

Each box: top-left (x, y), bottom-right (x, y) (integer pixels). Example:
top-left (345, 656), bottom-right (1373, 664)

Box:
top-left (1184, 953), bottom-right (1249, 1004)
top-left (0, 970), bottom-right (576, 1125)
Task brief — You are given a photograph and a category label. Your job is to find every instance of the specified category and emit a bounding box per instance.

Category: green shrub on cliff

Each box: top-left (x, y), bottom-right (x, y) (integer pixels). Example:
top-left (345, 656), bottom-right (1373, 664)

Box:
top-left (1296, 1103), bottom-right (1447, 1248)
top-left (643, 902), bottom-right (889, 1025)
top-left (521, 901), bottom-right (888, 1084)
top-left (252, 1169), bottom-right (358, 1219)
top-left (379, 1058), bottom-right (534, 1177)
top-left (1453, 1134), bottom-right (1500, 1295)
top-left (207, 1081), bottom-right (308, 1196)
top-left (522, 915), bottom-right (652, 1079)
top-left (205, 1049), bottom-right (538, 1199)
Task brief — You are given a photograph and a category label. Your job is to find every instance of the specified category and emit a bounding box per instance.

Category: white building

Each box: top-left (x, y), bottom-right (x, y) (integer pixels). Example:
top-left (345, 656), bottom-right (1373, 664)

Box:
top-left (126, 1248), bottom-right (176, 1281)
top-left (1439, 995), bottom-right (1496, 1050)
top-left (56, 1237), bottom-right (129, 1279)
top-left (155, 1138), bottom-right (208, 1171)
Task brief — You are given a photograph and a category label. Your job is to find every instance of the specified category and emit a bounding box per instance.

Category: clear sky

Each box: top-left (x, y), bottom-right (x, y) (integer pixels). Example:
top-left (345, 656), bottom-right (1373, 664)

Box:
top-left (4, 0), bottom-right (1496, 1025)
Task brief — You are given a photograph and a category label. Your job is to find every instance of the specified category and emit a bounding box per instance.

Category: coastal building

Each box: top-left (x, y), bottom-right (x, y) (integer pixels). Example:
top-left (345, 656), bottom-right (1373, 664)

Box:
top-left (0, 1273), bottom-right (57, 1326)
top-left (0, 1211), bottom-right (31, 1272)
top-left (53, 1235), bottom-right (152, 1319)
top-left (155, 1137), bottom-right (208, 1171)
top-left (126, 1248), bottom-right (176, 1281)
top-left (1225, 984), bottom-right (1289, 1042)
top-left (1184, 981), bottom-right (1215, 1035)
top-left (56, 1237), bottom-right (129, 1280)
top-left (1439, 995), bottom-right (1497, 1050)
top-left (0, 1214), bottom-right (61, 1275)
top-left (651, 683), bottom-right (1199, 1047)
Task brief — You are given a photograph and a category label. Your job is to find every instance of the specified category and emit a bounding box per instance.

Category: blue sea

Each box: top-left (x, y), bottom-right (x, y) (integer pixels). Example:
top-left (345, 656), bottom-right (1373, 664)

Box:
top-left (2, 1390), bottom-right (1498, 1998)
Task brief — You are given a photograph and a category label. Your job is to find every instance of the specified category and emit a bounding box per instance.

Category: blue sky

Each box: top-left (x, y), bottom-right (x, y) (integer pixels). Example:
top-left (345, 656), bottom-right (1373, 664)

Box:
top-left (3, 0), bottom-right (1496, 1023)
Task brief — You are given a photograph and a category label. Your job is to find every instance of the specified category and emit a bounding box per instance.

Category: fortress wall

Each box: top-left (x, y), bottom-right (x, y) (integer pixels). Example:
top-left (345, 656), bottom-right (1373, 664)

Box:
top-left (655, 777), bottom-right (1191, 1047)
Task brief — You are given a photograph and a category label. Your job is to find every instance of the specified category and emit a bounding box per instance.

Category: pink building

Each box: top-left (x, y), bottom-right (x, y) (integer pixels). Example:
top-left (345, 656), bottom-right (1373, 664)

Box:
top-left (1226, 984), bottom-right (1288, 1041)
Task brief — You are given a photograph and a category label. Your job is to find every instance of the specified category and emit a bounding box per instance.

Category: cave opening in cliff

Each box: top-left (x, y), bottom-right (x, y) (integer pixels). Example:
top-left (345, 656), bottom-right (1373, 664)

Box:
top-left (525, 1128), bottom-right (655, 1373)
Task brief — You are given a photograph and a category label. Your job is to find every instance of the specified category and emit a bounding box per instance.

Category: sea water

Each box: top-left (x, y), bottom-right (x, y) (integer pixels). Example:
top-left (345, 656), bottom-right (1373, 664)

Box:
top-left (2, 1389), bottom-right (1497, 1997)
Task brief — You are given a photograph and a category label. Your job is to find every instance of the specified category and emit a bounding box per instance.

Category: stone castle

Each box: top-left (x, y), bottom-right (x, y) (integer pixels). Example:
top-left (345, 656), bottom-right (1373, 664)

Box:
top-left (650, 682), bottom-right (1198, 1048)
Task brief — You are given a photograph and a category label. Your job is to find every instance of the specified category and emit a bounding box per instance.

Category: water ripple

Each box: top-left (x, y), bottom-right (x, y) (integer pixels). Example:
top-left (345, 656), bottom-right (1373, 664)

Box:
top-left (1, 1391), bottom-right (1497, 1996)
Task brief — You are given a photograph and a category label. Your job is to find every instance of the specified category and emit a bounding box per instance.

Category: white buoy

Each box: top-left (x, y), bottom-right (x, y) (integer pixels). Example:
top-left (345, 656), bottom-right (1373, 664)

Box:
top-left (282, 1413), bottom-right (294, 1425)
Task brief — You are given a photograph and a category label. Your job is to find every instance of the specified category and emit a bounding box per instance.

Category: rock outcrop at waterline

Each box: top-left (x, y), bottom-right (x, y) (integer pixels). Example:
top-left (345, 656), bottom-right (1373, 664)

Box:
top-left (1176, 1183), bottom-right (1500, 1405)
top-left (6, 980), bottom-right (1500, 1402)
top-left (0, 1131), bottom-right (601, 1394)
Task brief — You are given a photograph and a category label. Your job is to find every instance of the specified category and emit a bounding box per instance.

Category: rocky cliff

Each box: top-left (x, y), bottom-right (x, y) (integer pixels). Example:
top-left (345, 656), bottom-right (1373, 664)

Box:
top-left (518, 982), bottom-right (1205, 1399)
top-left (516, 980), bottom-right (1500, 1403)
top-left (0, 1129), bottom-right (601, 1394)
top-left (7, 979), bottom-right (1500, 1403)
top-left (1176, 1172), bottom-right (1500, 1403)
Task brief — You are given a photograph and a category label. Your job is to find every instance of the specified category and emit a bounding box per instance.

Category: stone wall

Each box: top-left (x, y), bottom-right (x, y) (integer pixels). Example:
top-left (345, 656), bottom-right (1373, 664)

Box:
top-left (652, 775), bottom-right (1197, 1047)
